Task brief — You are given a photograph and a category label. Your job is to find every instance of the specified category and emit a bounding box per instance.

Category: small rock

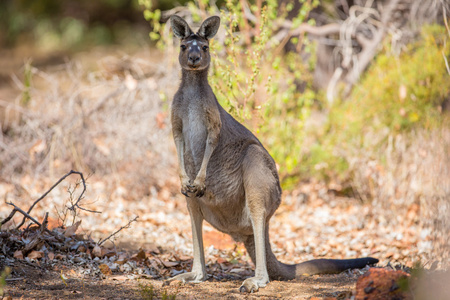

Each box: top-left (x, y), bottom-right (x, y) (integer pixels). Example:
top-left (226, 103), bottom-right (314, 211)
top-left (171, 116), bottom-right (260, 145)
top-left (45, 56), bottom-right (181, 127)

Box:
top-left (355, 268), bottom-right (412, 300)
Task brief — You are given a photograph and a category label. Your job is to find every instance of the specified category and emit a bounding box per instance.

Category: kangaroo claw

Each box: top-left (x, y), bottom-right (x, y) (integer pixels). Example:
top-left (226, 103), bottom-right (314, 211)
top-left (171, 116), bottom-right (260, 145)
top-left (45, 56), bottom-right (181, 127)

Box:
top-left (196, 189), bottom-right (205, 197)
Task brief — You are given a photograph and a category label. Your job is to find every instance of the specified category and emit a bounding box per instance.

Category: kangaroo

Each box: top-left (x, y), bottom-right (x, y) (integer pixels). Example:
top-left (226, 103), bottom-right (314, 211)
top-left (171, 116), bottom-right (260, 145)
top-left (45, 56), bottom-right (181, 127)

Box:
top-left (167, 15), bottom-right (378, 293)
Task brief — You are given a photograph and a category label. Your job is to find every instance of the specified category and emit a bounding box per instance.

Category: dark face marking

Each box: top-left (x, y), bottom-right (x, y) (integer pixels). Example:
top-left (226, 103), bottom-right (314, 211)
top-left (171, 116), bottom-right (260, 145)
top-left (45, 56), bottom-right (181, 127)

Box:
top-left (179, 35), bottom-right (211, 71)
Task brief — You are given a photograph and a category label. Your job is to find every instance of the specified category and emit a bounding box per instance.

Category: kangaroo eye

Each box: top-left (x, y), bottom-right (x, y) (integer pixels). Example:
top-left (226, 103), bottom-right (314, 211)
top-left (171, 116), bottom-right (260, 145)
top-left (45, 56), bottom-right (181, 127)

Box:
top-left (202, 45), bottom-right (209, 52)
top-left (181, 45), bottom-right (187, 51)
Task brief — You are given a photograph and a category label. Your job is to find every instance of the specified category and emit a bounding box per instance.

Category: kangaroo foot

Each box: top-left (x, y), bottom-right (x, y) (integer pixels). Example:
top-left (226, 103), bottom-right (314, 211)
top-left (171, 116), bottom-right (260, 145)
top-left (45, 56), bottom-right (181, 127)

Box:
top-left (239, 276), bottom-right (269, 293)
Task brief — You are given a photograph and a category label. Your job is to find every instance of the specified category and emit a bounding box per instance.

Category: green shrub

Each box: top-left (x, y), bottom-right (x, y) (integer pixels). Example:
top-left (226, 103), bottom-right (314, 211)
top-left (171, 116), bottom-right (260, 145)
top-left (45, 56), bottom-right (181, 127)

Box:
top-left (0, 267), bottom-right (11, 297)
top-left (141, 0), bottom-right (319, 186)
top-left (137, 282), bottom-right (177, 300)
top-left (332, 25), bottom-right (449, 137)
top-left (308, 24), bottom-right (450, 183)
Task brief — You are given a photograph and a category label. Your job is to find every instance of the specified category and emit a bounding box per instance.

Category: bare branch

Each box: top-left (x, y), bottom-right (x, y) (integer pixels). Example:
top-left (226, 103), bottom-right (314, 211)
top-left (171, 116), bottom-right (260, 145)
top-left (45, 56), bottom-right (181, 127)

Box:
top-left (13, 170), bottom-right (98, 230)
top-left (1, 170), bottom-right (99, 229)
top-left (6, 202), bottom-right (43, 228)
top-left (345, 0), bottom-right (400, 86)
top-left (0, 207), bottom-right (19, 226)
top-left (98, 216), bottom-right (139, 246)
top-left (64, 170), bottom-right (100, 214)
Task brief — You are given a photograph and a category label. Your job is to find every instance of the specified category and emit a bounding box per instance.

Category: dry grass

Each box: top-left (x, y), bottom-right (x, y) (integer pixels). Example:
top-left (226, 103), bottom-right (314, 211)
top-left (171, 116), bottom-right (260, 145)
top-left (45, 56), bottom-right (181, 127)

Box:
top-left (346, 126), bottom-right (450, 268)
top-left (0, 49), bottom-right (180, 197)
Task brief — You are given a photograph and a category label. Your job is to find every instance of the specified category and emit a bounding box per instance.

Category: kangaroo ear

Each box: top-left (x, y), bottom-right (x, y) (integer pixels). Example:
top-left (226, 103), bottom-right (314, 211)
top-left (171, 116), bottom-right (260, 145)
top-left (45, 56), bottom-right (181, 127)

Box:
top-left (197, 16), bottom-right (220, 40)
top-left (170, 15), bottom-right (193, 39)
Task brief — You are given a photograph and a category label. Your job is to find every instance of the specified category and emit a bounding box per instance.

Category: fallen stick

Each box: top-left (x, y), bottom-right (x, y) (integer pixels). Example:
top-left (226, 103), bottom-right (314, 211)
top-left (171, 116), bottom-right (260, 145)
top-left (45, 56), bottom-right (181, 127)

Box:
top-left (98, 216), bottom-right (139, 246)
top-left (0, 170), bottom-right (100, 228)
top-left (5, 201), bottom-right (44, 228)
top-left (5, 278), bottom-right (24, 281)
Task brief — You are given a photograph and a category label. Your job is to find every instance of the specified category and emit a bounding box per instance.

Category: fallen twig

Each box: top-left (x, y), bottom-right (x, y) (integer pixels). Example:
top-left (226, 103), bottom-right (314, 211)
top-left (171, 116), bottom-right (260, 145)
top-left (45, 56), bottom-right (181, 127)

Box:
top-left (1, 170), bottom-right (99, 229)
top-left (5, 202), bottom-right (44, 229)
top-left (5, 278), bottom-right (24, 282)
top-left (98, 216), bottom-right (139, 246)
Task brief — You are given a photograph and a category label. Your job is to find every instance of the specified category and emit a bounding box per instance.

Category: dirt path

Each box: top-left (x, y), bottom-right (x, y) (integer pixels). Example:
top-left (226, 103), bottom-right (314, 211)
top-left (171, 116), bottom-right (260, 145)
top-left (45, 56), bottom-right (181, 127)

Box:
top-left (4, 260), bottom-right (359, 299)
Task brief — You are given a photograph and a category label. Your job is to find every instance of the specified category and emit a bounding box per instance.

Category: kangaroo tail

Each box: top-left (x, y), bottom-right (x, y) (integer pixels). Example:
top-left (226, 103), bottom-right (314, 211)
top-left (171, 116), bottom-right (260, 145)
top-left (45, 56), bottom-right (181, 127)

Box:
top-left (294, 257), bottom-right (379, 276)
top-left (243, 234), bottom-right (379, 281)
top-left (268, 256), bottom-right (378, 280)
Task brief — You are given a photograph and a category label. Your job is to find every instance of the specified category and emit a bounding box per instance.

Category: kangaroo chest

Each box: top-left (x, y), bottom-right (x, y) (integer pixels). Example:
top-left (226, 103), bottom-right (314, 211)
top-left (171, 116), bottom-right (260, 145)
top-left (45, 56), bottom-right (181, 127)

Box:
top-left (182, 101), bottom-right (208, 169)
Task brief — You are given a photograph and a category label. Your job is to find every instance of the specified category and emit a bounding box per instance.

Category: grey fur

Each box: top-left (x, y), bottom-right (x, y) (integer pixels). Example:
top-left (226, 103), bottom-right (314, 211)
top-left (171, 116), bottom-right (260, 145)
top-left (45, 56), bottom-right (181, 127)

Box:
top-left (166, 15), bottom-right (378, 293)
top-left (197, 16), bottom-right (221, 39)
top-left (171, 15), bottom-right (193, 39)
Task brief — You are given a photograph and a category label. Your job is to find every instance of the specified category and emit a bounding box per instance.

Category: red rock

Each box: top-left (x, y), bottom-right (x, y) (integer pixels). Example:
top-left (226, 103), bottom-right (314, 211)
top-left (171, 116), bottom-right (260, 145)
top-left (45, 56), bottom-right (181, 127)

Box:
top-left (355, 268), bottom-right (412, 300)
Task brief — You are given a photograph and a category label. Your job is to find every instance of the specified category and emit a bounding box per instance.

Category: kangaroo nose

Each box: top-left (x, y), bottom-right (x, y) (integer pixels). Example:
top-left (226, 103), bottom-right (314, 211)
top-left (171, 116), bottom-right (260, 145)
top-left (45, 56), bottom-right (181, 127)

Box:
top-left (188, 54), bottom-right (201, 64)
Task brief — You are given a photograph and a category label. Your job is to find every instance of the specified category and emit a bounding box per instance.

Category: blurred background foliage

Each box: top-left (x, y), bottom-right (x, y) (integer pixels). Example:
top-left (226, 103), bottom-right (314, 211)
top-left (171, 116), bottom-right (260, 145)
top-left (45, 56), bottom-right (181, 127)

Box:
top-left (0, 0), bottom-right (153, 50)
top-left (1, 0), bottom-right (449, 192)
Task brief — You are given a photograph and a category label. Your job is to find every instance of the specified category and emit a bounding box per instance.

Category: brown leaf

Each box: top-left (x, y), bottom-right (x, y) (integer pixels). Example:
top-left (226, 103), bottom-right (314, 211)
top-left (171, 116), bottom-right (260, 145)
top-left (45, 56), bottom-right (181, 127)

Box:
top-left (110, 275), bottom-right (130, 281)
top-left (131, 249), bottom-right (146, 261)
top-left (102, 248), bottom-right (116, 257)
top-left (14, 250), bottom-right (24, 260)
top-left (115, 253), bottom-right (129, 265)
top-left (178, 254), bottom-right (191, 261)
top-left (216, 257), bottom-right (227, 264)
top-left (64, 220), bottom-right (82, 237)
top-left (147, 259), bottom-right (161, 270)
top-left (48, 252), bottom-right (55, 260)
top-left (55, 254), bottom-right (66, 260)
top-left (28, 250), bottom-right (44, 260)
top-left (162, 261), bottom-right (179, 268)
top-left (147, 245), bottom-right (160, 254)
top-left (99, 264), bottom-right (112, 276)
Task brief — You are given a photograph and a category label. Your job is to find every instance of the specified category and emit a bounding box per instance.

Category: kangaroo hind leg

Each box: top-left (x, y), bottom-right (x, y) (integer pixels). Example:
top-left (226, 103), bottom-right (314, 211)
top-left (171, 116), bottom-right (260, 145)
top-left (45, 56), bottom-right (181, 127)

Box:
top-left (239, 145), bottom-right (280, 293)
top-left (165, 198), bottom-right (207, 285)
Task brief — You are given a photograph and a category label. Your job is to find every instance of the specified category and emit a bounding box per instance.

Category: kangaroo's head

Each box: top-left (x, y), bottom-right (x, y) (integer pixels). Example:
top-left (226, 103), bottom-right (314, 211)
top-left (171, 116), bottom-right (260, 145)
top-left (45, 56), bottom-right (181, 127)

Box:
top-left (170, 15), bottom-right (220, 71)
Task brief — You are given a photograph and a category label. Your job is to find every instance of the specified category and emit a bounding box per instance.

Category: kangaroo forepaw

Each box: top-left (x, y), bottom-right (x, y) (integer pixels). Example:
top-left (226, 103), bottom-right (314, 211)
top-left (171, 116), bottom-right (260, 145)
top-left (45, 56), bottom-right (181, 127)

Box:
top-left (181, 185), bottom-right (205, 198)
top-left (186, 178), bottom-right (206, 197)
top-left (195, 187), bottom-right (205, 197)
top-left (180, 175), bottom-right (193, 197)
top-left (239, 276), bottom-right (268, 293)
top-left (181, 188), bottom-right (190, 197)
